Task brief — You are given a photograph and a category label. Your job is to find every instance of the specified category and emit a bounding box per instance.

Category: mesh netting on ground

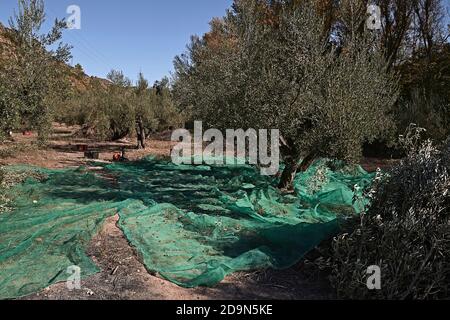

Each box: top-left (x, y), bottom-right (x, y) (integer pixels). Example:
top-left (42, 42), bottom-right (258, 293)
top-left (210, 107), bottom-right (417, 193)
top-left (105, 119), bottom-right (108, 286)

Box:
top-left (0, 157), bottom-right (373, 299)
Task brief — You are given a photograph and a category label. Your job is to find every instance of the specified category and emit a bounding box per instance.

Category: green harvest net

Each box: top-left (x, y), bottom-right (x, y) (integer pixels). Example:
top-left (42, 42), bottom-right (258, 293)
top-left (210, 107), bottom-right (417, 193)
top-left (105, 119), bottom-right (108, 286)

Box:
top-left (0, 157), bottom-right (374, 299)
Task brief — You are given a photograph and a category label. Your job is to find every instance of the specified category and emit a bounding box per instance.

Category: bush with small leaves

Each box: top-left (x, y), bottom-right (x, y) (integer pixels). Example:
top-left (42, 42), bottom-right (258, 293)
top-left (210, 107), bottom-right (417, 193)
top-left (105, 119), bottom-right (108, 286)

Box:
top-left (330, 138), bottom-right (450, 299)
top-left (0, 167), bottom-right (46, 213)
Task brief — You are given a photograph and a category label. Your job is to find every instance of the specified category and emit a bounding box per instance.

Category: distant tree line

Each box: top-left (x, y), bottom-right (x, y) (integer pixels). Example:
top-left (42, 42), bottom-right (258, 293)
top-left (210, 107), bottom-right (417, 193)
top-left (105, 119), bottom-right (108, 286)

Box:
top-left (0, 0), bottom-right (71, 142)
top-left (59, 71), bottom-right (183, 147)
top-left (0, 0), bottom-right (183, 148)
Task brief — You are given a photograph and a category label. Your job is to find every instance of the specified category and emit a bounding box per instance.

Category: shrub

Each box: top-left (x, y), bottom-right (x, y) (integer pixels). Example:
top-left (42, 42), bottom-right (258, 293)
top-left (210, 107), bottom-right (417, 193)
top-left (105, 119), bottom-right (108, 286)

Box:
top-left (329, 138), bottom-right (450, 299)
top-left (59, 73), bottom-right (183, 142)
top-left (0, 167), bottom-right (46, 213)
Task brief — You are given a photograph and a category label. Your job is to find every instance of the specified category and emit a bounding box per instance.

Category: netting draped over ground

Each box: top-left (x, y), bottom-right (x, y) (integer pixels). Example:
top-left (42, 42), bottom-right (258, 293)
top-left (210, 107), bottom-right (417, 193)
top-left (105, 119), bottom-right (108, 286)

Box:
top-left (0, 157), bottom-right (373, 299)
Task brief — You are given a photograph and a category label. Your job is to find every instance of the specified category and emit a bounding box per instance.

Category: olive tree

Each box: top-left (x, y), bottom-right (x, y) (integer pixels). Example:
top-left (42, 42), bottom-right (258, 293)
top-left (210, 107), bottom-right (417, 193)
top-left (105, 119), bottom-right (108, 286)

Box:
top-left (151, 81), bottom-right (183, 132)
top-left (66, 71), bottom-right (180, 143)
top-left (3, 0), bottom-right (71, 141)
top-left (134, 73), bottom-right (160, 148)
top-left (105, 70), bottom-right (136, 141)
top-left (0, 75), bottom-right (20, 140)
top-left (67, 72), bottom-right (134, 141)
top-left (173, 0), bottom-right (399, 190)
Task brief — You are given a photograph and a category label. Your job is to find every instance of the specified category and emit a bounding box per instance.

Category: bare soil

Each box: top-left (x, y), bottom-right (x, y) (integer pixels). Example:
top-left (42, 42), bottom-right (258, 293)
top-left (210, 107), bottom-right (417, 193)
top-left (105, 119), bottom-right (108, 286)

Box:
top-left (1, 124), bottom-right (390, 300)
top-left (23, 215), bottom-right (334, 300)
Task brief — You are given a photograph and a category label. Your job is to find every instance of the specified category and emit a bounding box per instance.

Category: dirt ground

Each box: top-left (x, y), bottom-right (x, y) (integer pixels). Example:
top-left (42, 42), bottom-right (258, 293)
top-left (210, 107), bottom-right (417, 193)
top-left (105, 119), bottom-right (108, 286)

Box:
top-left (23, 215), bottom-right (334, 300)
top-left (1, 124), bottom-right (392, 300)
top-left (0, 124), bottom-right (177, 169)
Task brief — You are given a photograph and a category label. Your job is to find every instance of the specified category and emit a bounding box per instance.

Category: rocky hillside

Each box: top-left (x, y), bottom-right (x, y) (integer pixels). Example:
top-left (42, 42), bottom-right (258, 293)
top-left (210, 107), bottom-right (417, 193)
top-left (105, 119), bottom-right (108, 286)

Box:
top-left (0, 23), bottom-right (14, 57)
top-left (0, 22), bottom-right (108, 92)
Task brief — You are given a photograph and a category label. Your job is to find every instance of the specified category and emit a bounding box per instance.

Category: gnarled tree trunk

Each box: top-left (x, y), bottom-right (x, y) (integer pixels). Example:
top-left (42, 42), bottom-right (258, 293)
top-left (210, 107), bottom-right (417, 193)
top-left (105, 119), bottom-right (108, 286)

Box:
top-left (278, 160), bottom-right (299, 190)
top-left (136, 117), bottom-right (146, 149)
top-left (278, 153), bottom-right (316, 191)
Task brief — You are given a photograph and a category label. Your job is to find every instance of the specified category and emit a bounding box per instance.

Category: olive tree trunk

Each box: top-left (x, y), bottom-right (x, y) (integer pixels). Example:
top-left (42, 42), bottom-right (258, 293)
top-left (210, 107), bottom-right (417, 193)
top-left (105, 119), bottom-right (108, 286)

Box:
top-left (278, 153), bottom-right (316, 191)
top-left (136, 118), bottom-right (146, 149)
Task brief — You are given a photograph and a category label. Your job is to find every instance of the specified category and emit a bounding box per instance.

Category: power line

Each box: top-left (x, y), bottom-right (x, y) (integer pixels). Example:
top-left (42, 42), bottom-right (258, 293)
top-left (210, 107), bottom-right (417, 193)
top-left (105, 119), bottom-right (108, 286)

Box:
top-left (46, 5), bottom-right (116, 73)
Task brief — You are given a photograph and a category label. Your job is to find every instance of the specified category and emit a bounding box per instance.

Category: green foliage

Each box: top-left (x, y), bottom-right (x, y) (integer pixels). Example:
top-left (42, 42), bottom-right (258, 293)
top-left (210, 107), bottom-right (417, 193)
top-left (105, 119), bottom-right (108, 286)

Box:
top-left (0, 142), bottom-right (36, 159)
top-left (0, 77), bottom-right (20, 139)
top-left (0, 0), bottom-right (71, 141)
top-left (74, 63), bottom-right (84, 74)
top-left (173, 0), bottom-right (399, 185)
top-left (60, 72), bottom-right (182, 141)
top-left (396, 44), bottom-right (450, 142)
top-left (107, 69), bottom-right (132, 87)
top-left (0, 168), bottom-right (13, 213)
top-left (105, 71), bottom-right (136, 140)
top-left (63, 77), bottom-right (133, 141)
top-left (0, 166), bottom-right (45, 213)
top-left (135, 72), bottom-right (157, 136)
top-left (329, 137), bottom-right (450, 299)
top-left (151, 85), bottom-right (184, 132)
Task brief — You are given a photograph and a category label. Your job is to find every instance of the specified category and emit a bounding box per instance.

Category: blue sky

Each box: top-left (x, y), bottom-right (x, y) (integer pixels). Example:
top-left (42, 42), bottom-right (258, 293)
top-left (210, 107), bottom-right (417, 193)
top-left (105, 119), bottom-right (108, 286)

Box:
top-left (0, 1), bottom-right (449, 84)
top-left (0, 0), bottom-right (233, 84)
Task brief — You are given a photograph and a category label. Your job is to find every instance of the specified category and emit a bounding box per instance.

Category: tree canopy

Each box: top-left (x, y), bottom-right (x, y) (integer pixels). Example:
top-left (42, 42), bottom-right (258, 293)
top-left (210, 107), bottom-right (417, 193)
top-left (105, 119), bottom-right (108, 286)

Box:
top-left (173, 0), bottom-right (400, 189)
top-left (0, 0), bottom-right (71, 141)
